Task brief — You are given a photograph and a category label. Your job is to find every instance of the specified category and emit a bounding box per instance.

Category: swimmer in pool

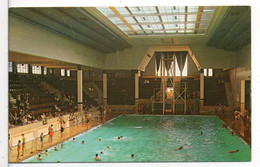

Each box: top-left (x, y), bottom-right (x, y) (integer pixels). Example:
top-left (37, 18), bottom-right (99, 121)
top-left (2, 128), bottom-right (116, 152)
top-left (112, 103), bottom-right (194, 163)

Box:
top-left (106, 146), bottom-right (111, 150)
top-left (226, 149), bottom-right (239, 153)
top-left (81, 141), bottom-right (85, 144)
top-left (72, 138), bottom-right (76, 142)
top-left (37, 154), bottom-right (43, 160)
top-left (229, 130), bottom-right (234, 136)
top-left (41, 150), bottom-right (48, 156)
top-left (118, 137), bottom-right (121, 140)
top-left (131, 154), bottom-right (135, 159)
top-left (54, 147), bottom-right (58, 151)
top-left (61, 143), bottom-right (64, 148)
top-left (175, 146), bottom-right (183, 151)
top-left (100, 151), bottom-right (104, 154)
top-left (99, 138), bottom-right (102, 141)
top-left (95, 153), bottom-right (101, 161)
top-left (120, 136), bottom-right (123, 138)
top-left (199, 131), bottom-right (203, 135)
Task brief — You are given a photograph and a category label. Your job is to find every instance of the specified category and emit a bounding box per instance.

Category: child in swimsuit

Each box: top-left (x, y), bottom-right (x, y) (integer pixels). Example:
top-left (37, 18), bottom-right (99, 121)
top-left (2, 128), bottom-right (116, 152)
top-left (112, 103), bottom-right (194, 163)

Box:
top-left (17, 140), bottom-right (21, 160)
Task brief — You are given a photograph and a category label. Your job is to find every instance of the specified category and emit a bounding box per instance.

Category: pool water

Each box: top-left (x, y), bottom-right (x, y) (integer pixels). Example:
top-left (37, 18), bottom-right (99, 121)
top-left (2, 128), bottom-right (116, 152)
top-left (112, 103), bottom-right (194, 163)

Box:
top-left (26, 115), bottom-right (251, 162)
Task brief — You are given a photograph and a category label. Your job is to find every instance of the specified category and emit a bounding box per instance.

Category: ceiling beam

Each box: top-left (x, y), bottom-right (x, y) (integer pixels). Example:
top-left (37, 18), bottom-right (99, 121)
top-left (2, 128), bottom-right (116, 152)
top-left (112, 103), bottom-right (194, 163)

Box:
top-left (195, 6), bottom-right (204, 34)
top-left (42, 65), bottom-right (77, 69)
top-left (115, 20), bottom-right (211, 26)
top-left (107, 11), bottom-right (215, 18)
top-left (216, 8), bottom-right (250, 49)
top-left (78, 7), bottom-right (132, 48)
top-left (54, 8), bottom-right (126, 51)
top-left (109, 7), bottom-right (137, 35)
top-left (10, 9), bottom-right (114, 53)
top-left (185, 6), bottom-right (188, 34)
top-left (155, 6), bottom-right (166, 35)
top-left (125, 7), bottom-right (147, 35)
top-left (128, 33), bottom-right (205, 38)
top-left (124, 27), bottom-right (207, 33)
top-left (224, 28), bottom-right (251, 51)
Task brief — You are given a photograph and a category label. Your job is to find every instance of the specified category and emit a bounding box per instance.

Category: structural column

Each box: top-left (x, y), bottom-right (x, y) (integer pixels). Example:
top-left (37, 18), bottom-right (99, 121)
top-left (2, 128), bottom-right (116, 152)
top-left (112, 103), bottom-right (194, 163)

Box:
top-left (103, 73), bottom-right (107, 106)
top-left (200, 71), bottom-right (204, 111)
top-left (240, 80), bottom-right (245, 112)
top-left (77, 65), bottom-right (83, 112)
top-left (135, 72), bottom-right (139, 113)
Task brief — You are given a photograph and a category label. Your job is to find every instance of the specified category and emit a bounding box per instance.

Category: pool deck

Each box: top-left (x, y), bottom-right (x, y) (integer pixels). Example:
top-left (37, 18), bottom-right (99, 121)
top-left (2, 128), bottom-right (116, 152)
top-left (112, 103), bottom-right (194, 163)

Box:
top-left (9, 112), bottom-right (121, 163)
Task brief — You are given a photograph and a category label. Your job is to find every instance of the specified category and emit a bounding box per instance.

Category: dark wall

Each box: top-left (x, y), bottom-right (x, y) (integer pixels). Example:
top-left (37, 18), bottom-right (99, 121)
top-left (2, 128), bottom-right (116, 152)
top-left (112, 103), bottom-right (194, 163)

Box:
top-left (107, 78), bottom-right (135, 105)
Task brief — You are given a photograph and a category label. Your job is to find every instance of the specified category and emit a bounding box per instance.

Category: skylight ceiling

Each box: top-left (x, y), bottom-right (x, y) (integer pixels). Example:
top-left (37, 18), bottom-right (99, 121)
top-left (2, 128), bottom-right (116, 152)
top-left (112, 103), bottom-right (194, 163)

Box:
top-left (97, 6), bottom-right (216, 37)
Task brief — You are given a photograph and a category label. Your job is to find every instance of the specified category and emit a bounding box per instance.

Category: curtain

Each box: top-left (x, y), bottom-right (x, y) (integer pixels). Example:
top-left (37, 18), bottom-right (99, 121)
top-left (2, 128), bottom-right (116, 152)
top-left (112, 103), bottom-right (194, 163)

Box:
top-left (175, 51), bottom-right (188, 74)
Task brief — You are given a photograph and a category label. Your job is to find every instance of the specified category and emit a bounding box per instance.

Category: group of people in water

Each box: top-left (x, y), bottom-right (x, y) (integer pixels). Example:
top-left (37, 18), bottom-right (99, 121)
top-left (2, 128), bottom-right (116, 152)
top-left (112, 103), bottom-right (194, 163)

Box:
top-left (15, 116), bottom-right (239, 162)
top-left (35, 142), bottom-right (65, 160)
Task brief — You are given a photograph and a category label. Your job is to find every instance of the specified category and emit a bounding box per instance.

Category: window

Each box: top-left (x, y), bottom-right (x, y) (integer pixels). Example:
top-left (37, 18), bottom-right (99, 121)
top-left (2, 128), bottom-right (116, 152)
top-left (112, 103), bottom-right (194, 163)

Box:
top-left (17, 64), bottom-right (28, 73)
top-left (44, 68), bottom-right (47, 75)
top-left (203, 69), bottom-right (207, 76)
top-left (67, 70), bottom-right (70, 77)
top-left (61, 69), bottom-right (65, 76)
top-left (8, 62), bottom-right (13, 72)
top-left (208, 68), bottom-right (213, 76)
top-left (175, 56), bottom-right (188, 76)
top-left (157, 56), bottom-right (188, 77)
top-left (32, 66), bottom-right (42, 74)
top-left (204, 68), bottom-right (213, 76)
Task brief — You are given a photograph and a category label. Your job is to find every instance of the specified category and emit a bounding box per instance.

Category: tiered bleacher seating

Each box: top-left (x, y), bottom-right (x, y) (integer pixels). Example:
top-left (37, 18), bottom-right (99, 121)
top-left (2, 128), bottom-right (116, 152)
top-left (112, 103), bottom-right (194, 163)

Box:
top-left (45, 77), bottom-right (77, 97)
top-left (9, 73), bottom-right (77, 127)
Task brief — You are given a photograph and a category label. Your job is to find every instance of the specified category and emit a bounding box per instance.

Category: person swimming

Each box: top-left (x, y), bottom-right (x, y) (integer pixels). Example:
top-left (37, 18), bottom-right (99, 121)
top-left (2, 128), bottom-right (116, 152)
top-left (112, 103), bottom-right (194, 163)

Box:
top-left (61, 143), bottom-right (64, 148)
top-left (72, 138), bottom-right (76, 142)
top-left (37, 154), bottom-right (43, 160)
top-left (229, 130), bottom-right (234, 136)
top-left (131, 154), bottom-right (135, 159)
top-left (99, 138), bottom-right (102, 141)
top-left (226, 149), bottom-right (239, 153)
top-left (175, 146), bottom-right (183, 151)
top-left (41, 150), bottom-right (48, 156)
top-left (199, 131), bottom-right (203, 135)
top-left (81, 141), bottom-right (85, 144)
top-left (100, 151), bottom-right (104, 154)
top-left (106, 146), bottom-right (111, 150)
top-left (94, 153), bottom-right (101, 161)
top-left (54, 147), bottom-right (58, 151)
top-left (222, 123), bottom-right (227, 129)
top-left (118, 137), bottom-right (121, 140)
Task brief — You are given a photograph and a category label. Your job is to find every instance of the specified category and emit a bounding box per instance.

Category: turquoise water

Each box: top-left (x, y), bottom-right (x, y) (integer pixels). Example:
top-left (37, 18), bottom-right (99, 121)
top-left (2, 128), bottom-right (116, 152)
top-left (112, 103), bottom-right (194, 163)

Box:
top-left (26, 115), bottom-right (251, 162)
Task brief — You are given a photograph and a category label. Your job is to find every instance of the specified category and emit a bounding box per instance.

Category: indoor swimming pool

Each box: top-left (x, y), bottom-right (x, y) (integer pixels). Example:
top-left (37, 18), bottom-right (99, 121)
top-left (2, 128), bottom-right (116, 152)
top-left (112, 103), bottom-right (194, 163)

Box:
top-left (25, 115), bottom-right (251, 162)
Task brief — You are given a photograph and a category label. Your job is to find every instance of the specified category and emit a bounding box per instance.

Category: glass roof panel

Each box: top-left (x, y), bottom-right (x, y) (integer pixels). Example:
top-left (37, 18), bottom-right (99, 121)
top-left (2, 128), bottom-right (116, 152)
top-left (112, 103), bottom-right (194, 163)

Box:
top-left (124, 17), bottom-right (137, 24)
top-left (109, 17), bottom-right (124, 24)
top-left (187, 15), bottom-right (197, 21)
top-left (188, 6), bottom-right (199, 13)
top-left (97, 6), bottom-right (216, 36)
top-left (113, 7), bottom-right (130, 15)
top-left (131, 25), bottom-right (142, 30)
